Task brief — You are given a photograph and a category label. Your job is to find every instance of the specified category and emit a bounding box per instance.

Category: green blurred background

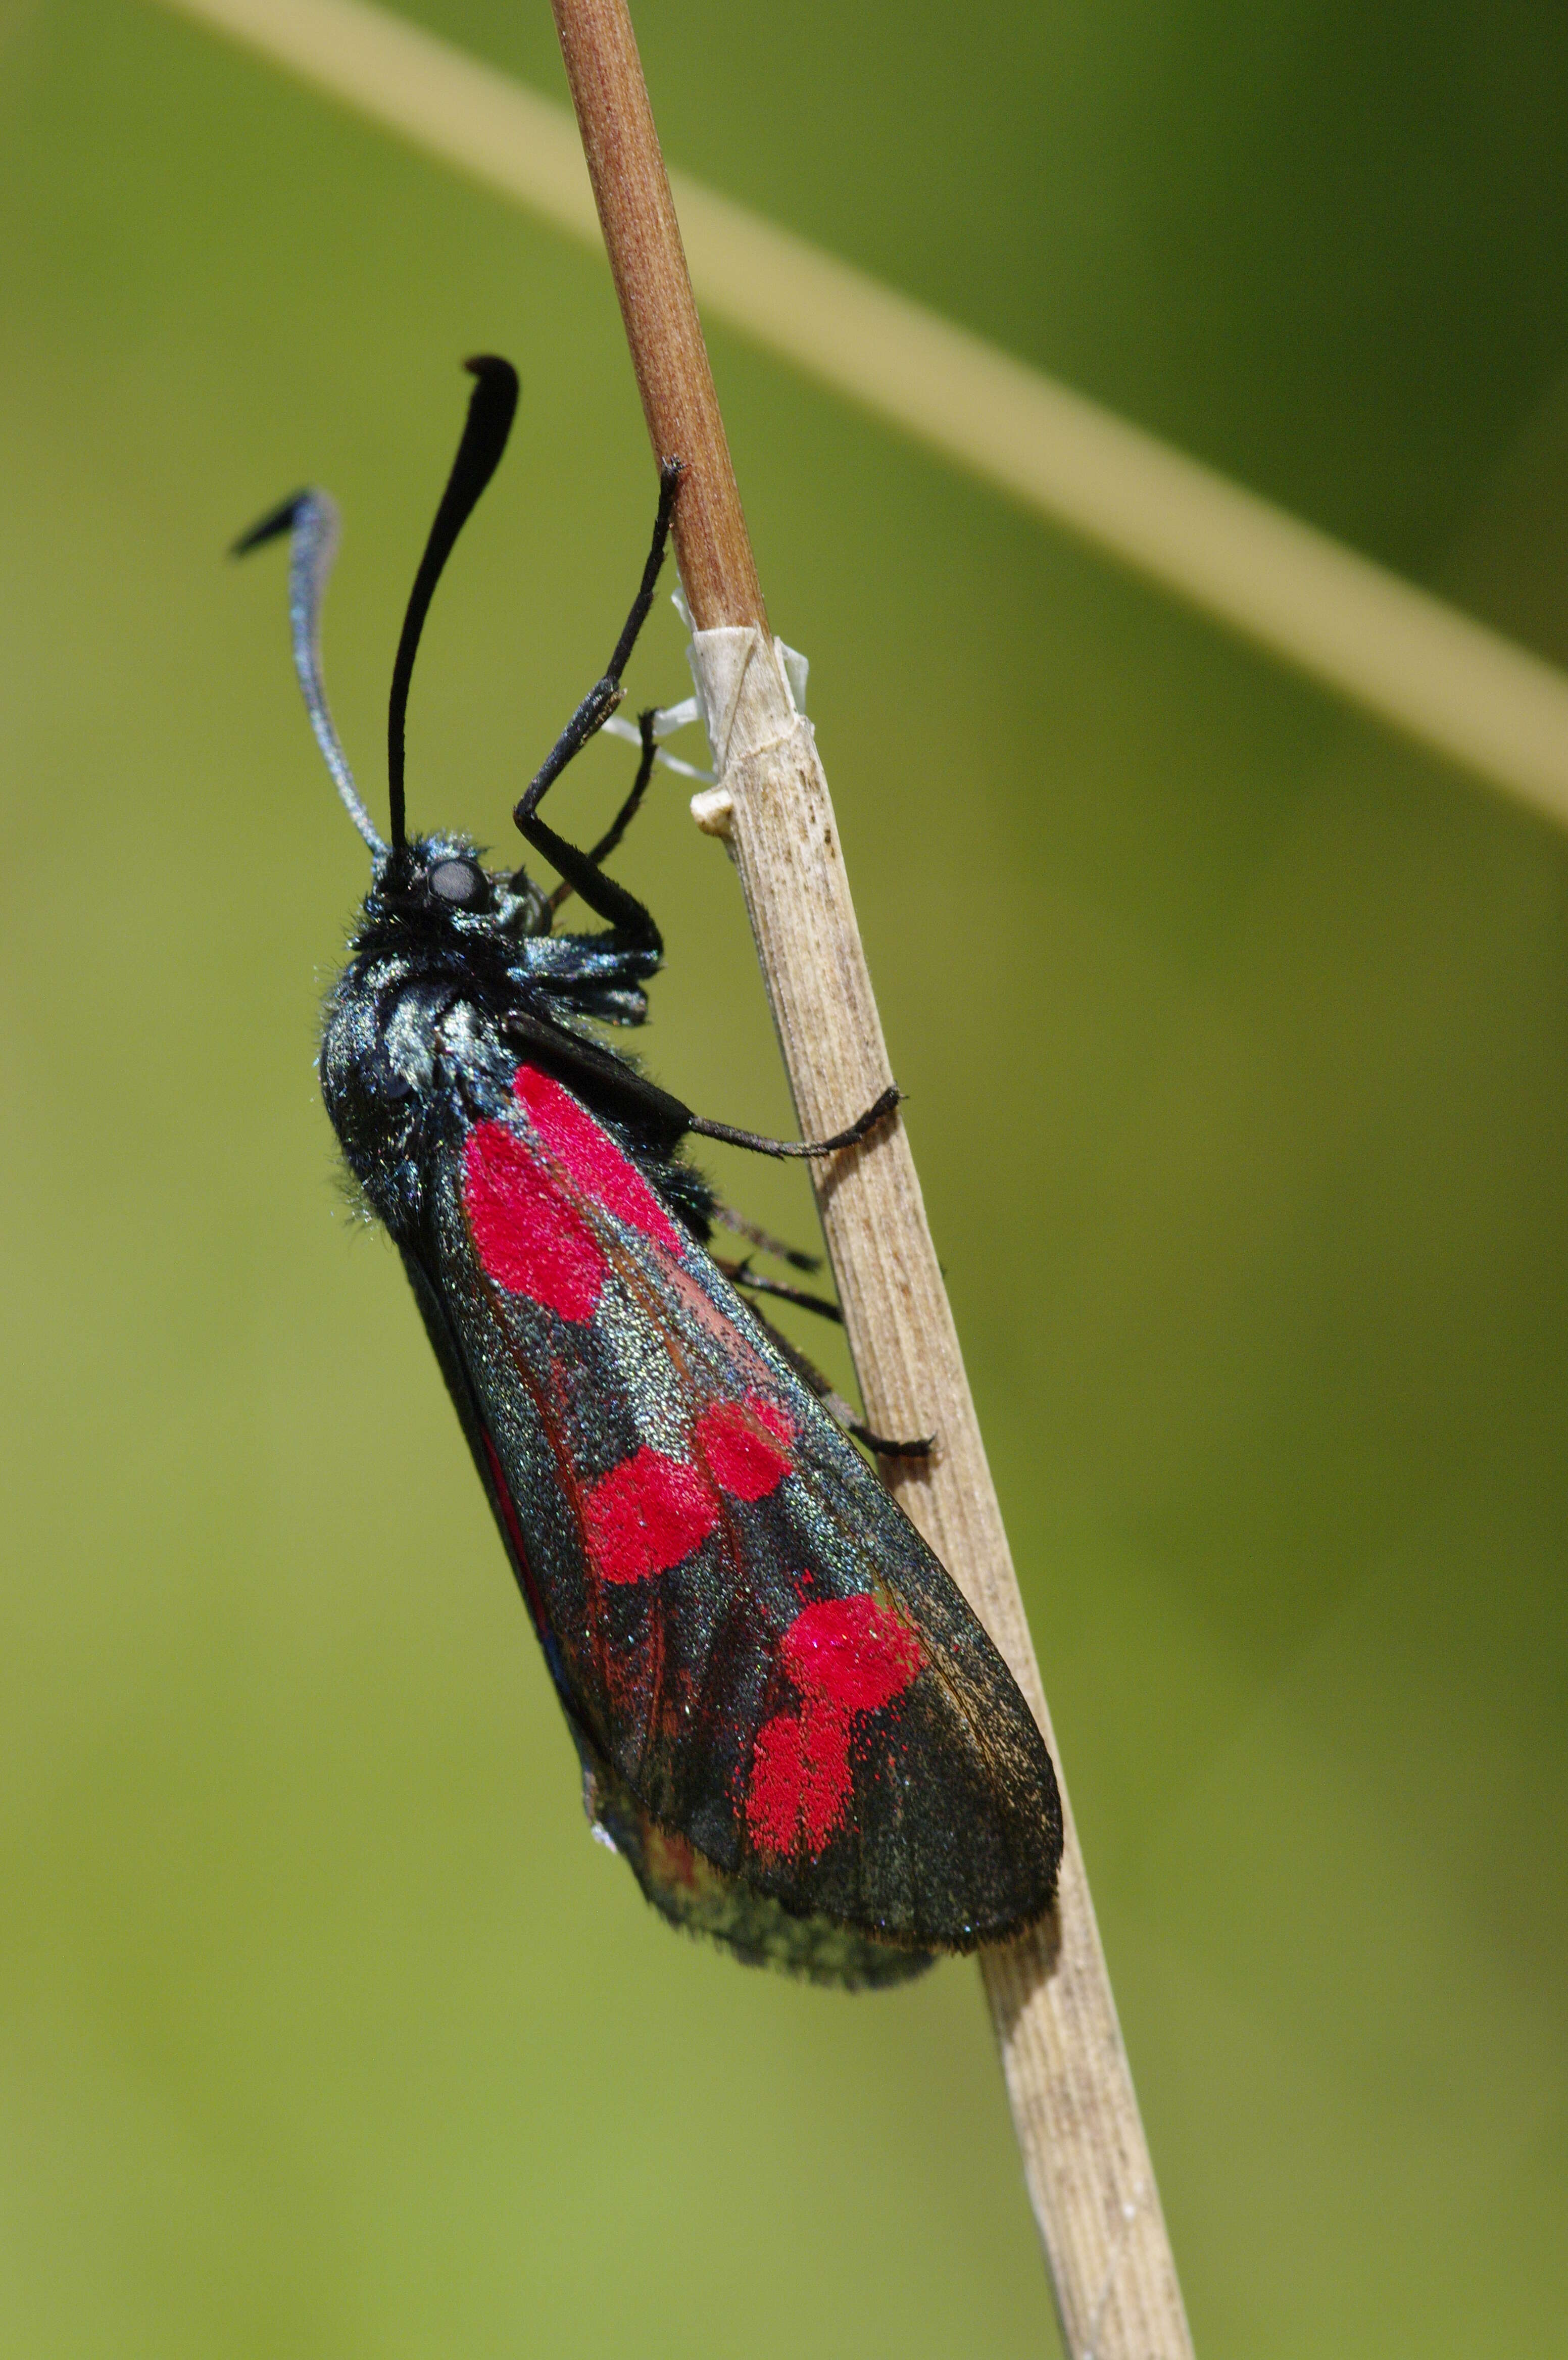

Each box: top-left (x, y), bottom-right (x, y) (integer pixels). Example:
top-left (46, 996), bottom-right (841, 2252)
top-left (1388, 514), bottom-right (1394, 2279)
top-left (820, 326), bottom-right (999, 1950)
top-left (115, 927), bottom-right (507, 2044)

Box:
top-left (4, 0), bottom-right (1567, 2350)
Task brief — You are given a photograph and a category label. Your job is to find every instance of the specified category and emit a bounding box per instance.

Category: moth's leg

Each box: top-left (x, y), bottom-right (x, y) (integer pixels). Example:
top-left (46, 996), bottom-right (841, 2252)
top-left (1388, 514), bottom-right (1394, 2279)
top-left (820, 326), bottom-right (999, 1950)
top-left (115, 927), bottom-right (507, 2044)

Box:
top-left (545, 710), bottom-right (657, 921)
top-left (742, 1300), bottom-right (934, 1461)
top-left (500, 1004), bottom-right (693, 1141)
top-left (711, 1203), bottom-right (822, 1272)
top-left (500, 1014), bottom-right (898, 1169)
top-left (713, 1256), bottom-right (842, 1323)
top-left (514, 461), bottom-right (683, 947)
top-left (520, 463), bottom-right (680, 813)
top-left (688, 1083), bottom-right (901, 1160)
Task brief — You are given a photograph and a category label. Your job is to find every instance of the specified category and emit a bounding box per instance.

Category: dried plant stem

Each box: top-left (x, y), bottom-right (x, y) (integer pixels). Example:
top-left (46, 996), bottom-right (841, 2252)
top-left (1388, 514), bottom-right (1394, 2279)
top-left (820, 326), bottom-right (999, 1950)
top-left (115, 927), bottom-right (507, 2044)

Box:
top-left (551, 2), bottom-right (1194, 2350)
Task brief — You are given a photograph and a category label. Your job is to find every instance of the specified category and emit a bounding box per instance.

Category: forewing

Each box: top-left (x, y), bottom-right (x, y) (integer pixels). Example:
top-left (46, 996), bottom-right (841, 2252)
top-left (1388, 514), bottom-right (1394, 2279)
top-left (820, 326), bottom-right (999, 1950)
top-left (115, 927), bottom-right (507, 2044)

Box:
top-left (423, 1057), bottom-right (1061, 1950)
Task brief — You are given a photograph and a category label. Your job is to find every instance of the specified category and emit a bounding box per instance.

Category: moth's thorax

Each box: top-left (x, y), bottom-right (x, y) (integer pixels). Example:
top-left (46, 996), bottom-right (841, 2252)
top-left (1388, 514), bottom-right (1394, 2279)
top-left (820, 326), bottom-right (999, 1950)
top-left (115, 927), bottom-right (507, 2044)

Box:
top-left (318, 834), bottom-right (662, 1240)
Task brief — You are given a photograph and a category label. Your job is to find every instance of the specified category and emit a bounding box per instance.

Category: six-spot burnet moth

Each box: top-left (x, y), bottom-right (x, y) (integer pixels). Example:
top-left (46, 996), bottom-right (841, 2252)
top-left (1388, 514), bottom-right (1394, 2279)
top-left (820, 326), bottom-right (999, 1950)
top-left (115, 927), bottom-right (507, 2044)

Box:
top-left (238, 355), bottom-right (1062, 1986)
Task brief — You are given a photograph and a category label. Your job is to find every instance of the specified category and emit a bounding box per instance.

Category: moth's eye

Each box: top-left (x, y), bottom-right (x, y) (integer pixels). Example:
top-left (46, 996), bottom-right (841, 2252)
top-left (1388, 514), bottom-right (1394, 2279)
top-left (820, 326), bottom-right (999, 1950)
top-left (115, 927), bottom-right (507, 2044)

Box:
top-left (427, 858), bottom-right (488, 908)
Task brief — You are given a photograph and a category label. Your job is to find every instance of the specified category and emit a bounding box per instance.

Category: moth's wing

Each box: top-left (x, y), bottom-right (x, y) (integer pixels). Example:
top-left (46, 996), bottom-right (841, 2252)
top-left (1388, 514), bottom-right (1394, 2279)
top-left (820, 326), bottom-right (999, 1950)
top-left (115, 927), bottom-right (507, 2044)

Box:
top-left (404, 1230), bottom-right (932, 1987)
top-left (422, 1059), bottom-right (1062, 1953)
top-left (577, 1737), bottom-right (938, 1987)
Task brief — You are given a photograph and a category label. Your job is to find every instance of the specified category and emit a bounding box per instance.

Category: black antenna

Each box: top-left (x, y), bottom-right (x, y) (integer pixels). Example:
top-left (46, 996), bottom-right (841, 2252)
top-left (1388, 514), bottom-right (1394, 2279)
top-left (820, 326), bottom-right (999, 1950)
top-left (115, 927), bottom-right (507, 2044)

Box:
top-left (386, 355), bottom-right (519, 851)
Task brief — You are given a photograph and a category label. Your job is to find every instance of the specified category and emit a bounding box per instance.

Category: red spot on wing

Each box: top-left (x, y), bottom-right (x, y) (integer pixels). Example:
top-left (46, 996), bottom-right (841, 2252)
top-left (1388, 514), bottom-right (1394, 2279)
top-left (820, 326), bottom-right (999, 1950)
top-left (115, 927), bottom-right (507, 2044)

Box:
top-left (464, 1121), bottom-right (606, 1320)
top-left (514, 1064), bottom-right (681, 1250)
top-left (695, 1395), bottom-right (794, 1501)
top-left (583, 1446), bottom-right (717, 1583)
top-left (746, 1703), bottom-right (852, 1857)
top-left (746, 1596), bottom-right (922, 1859)
top-left (581, 1394), bottom-right (793, 1585)
top-left (783, 1594), bottom-right (921, 1713)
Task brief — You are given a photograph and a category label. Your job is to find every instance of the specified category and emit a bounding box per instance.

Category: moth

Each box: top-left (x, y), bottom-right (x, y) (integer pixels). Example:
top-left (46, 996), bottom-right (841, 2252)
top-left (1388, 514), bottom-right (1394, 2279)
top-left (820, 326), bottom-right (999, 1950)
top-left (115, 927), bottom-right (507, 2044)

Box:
top-left (240, 357), bottom-right (1062, 1985)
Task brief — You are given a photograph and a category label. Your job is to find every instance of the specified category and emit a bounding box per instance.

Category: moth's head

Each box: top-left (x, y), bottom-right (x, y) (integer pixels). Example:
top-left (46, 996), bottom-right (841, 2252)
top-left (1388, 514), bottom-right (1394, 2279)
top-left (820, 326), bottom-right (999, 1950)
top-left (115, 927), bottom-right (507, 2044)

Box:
top-left (235, 354), bottom-right (527, 890)
top-left (369, 830), bottom-right (552, 941)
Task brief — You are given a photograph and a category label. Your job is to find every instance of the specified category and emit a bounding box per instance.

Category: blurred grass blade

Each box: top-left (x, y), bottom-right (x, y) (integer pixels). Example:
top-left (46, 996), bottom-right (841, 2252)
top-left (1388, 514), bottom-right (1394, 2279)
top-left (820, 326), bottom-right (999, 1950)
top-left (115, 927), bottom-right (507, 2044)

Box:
top-left (158, 0), bottom-right (1568, 829)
